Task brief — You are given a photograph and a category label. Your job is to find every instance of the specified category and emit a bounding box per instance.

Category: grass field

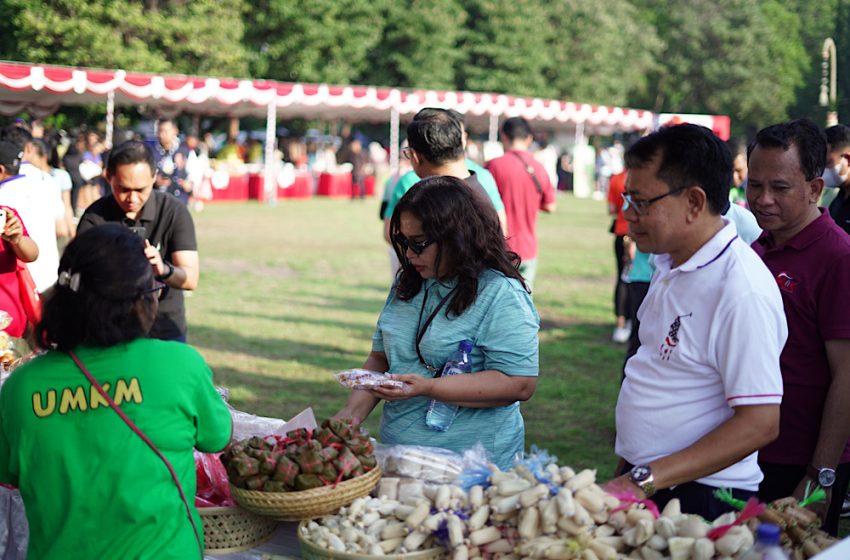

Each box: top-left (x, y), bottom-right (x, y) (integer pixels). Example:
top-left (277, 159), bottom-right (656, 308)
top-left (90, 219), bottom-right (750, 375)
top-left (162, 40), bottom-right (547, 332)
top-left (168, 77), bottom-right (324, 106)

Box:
top-left (187, 191), bottom-right (625, 478)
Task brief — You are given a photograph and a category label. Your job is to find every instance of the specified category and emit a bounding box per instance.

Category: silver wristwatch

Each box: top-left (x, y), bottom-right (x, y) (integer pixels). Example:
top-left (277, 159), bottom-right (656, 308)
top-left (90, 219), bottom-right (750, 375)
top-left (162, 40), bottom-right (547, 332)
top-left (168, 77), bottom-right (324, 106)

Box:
top-left (629, 464), bottom-right (657, 497)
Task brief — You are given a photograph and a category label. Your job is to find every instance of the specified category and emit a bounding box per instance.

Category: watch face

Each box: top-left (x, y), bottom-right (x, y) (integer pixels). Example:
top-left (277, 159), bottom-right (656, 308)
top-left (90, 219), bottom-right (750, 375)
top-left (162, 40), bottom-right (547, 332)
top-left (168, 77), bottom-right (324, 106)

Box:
top-left (818, 468), bottom-right (837, 488)
top-left (631, 465), bottom-right (651, 483)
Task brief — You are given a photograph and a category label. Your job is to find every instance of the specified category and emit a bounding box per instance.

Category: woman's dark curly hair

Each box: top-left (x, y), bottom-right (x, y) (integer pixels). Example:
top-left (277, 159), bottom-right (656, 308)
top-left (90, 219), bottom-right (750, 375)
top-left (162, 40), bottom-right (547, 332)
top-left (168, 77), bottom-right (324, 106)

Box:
top-left (390, 176), bottom-right (527, 316)
top-left (37, 224), bottom-right (158, 351)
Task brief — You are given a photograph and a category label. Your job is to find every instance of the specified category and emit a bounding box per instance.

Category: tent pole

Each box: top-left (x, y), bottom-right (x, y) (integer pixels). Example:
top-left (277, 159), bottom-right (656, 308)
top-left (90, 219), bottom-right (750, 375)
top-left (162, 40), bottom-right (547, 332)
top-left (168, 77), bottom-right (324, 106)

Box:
top-left (488, 114), bottom-right (499, 144)
top-left (264, 102), bottom-right (277, 205)
top-left (389, 108), bottom-right (400, 176)
top-left (105, 91), bottom-right (115, 148)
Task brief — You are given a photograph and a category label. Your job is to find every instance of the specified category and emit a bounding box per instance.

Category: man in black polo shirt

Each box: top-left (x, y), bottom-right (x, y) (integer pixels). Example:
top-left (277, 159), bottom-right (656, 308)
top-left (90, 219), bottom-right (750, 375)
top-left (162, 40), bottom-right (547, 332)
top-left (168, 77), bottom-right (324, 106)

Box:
top-left (77, 141), bottom-right (199, 341)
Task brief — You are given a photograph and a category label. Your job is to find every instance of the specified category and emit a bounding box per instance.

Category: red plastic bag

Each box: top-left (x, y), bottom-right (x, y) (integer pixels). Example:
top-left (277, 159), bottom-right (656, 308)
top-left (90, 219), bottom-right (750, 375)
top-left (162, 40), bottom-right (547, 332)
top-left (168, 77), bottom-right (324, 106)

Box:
top-left (194, 451), bottom-right (234, 507)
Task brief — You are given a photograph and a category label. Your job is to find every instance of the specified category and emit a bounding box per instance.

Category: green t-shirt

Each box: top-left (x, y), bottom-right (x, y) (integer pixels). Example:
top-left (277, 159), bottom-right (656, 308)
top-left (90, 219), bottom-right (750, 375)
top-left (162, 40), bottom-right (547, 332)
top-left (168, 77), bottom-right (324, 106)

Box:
top-left (0, 338), bottom-right (232, 560)
top-left (383, 170), bottom-right (421, 220)
top-left (372, 270), bottom-right (539, 469)
top-left (382, 160), bottom-right (505, 220)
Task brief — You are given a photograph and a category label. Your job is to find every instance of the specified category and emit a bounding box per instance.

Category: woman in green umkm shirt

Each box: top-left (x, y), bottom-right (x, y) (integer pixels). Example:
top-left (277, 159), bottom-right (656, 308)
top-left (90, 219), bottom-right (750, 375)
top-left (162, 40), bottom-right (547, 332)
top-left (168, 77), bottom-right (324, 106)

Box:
top-left (0, 224), bottom-right (231, 560)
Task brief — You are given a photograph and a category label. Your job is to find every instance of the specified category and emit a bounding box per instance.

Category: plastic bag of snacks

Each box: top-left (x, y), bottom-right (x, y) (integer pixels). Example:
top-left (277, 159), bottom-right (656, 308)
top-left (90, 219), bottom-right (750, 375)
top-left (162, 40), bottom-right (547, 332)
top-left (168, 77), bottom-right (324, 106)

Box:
top-left (334, 369), bottom-right (405, 391)
top-left (194, 451), bottom-right (234, 507)
top-left (375, 444), bottom-right (464, 484)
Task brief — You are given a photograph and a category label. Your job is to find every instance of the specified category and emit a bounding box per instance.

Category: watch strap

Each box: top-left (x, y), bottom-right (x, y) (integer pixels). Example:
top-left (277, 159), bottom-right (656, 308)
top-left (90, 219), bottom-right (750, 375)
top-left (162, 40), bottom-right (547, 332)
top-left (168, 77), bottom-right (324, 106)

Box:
top-left (629, 465), bottom-right (657, 498)
top-left (157, 261), bottom-right (175, 280)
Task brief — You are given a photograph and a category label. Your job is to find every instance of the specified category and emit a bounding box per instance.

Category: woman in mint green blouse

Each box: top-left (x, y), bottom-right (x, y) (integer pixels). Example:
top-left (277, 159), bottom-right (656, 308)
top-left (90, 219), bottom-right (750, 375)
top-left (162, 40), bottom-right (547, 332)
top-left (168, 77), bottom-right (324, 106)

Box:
top-left (337, 176), bottom-right (539, 468)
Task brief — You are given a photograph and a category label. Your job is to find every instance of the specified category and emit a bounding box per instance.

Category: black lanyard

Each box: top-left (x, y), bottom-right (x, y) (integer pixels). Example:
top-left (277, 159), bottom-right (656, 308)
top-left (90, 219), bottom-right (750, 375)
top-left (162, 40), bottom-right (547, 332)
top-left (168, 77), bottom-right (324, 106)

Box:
top-left (416, 285), bottom-right (456, 375)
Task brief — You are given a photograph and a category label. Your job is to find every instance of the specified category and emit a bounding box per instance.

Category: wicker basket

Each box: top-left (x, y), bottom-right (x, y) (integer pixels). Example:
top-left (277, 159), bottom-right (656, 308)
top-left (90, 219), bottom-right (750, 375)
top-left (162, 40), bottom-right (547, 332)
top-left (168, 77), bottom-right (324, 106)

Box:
top-left (297, 521), bottom-right (446, 560)
top-left (200, 505), bottom-right (278, 554)
top-left (230, 467), bottom-right (382, 521)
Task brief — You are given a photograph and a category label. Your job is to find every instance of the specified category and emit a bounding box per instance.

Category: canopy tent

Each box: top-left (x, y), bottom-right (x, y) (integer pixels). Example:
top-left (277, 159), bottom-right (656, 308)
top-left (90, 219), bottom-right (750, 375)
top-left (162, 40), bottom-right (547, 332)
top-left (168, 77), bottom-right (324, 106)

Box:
top-left (0, 60), bottom-right (728, 201)
top-left (0, 60), bottom-right (655, 133)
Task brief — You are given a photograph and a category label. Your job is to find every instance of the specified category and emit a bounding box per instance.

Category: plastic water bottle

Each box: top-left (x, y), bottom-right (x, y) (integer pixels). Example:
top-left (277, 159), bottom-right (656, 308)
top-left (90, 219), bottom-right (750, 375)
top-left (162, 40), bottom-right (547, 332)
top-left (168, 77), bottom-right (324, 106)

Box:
top-left (741, 523), bottom-right (789, 560)
top-left (425, 340), bottom-right (473, 432)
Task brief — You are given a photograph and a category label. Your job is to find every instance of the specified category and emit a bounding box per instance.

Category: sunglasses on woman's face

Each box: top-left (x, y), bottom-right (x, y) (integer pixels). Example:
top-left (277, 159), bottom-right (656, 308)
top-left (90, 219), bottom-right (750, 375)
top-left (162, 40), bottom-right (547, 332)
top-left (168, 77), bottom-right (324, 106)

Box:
top-left (393, 234), bottom-right (435, 255)
top-left (140, 280), bottom-right (169, 301)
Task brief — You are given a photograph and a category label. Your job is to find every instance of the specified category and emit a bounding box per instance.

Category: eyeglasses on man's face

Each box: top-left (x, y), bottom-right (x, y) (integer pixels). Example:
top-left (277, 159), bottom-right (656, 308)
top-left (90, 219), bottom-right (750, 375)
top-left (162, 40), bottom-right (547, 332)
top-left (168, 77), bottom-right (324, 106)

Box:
top-left (401, 147), bottom-right (413, 161)
top-left (393, 233), bottom-right (435, 255)
top-left (621, 185), bottom-right (689, 215)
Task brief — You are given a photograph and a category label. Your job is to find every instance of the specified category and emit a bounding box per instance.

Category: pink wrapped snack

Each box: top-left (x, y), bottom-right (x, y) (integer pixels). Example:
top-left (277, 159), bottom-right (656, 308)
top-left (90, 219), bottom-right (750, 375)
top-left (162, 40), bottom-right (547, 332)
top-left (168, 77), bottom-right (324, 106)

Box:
top-left (334, 369), bottom-right (405, 391)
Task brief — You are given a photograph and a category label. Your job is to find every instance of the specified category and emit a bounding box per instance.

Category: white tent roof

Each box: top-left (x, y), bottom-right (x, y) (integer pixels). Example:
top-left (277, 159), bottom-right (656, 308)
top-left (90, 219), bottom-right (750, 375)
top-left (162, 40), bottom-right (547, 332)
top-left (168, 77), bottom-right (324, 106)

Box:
top-left (0, 60), bottom-right (656, 135)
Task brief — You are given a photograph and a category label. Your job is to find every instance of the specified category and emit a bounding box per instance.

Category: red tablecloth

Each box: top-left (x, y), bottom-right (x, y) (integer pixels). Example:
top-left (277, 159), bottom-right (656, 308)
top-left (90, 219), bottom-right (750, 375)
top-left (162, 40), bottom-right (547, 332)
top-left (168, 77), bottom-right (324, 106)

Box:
top-left (316, 173), bottom-right (375, 197)
top-left (212, 174), bottom-right (249, 201)
top-left (247, 172), bottom-right (314, 200)
top-left (317, 172), bottom-right (351, 197)
top-left (283, 173), bottom-right (312, 199)
top-left (248, 174), bottom-right (264, 200)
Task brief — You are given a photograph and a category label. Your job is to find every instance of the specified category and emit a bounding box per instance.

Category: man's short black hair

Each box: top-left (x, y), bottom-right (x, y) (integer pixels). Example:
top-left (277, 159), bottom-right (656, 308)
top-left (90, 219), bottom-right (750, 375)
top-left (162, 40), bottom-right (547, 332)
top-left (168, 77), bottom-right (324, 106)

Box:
top-left (825, 124), bottom-right (850, 152)
top-left (0, 124), bottom-right (34, 151)
top-left (406, 108), bottom-right (464, 166)
top-left (625, 123), bottom-right (732, 215)
top-left (157, 117), bottom-right (177, 128)
top-left (748, 118), bottom-right (826, 181)
top-left (447, 109), bottom-right (467, 130)
top-left (106, 140), bottom-right (156, 176)
top-left (501, 117), bottom-right (533, 142)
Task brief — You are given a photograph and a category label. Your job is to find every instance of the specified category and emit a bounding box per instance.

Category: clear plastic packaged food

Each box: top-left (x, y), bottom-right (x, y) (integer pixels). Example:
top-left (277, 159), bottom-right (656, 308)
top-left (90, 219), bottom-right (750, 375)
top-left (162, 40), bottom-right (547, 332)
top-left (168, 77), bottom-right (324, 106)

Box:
top-left (374, 444), bottom-right (465, 484)
top-left (334, 369), bottom-right (405, 391)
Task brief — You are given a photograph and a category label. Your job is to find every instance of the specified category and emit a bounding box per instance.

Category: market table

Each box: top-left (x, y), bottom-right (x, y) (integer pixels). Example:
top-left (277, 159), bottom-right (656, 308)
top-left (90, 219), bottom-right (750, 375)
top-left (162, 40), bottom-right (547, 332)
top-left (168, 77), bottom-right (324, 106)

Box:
top-left (212, 173), bottom-right (250, 201)
top-left (364, 175), bottom-right (376, 197)
top-left (316, 172), bottom-right (351, 198)
top-left (247, 173), bottom-right (264, 201)
top-left (206, 522), bottom-right (300, 560)
top-left (282, 173), bottom-right (312, 199)
top-left (245, 171), bottom-right (313, 201)
top-left (315, 173), bottom-right (376, 197)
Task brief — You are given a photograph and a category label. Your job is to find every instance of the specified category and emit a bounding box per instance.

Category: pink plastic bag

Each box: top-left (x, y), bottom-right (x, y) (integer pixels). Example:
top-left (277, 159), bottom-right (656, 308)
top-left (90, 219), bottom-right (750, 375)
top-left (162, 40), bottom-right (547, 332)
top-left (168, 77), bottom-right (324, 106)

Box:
top-left (194, 451), bottom-right (234, 507)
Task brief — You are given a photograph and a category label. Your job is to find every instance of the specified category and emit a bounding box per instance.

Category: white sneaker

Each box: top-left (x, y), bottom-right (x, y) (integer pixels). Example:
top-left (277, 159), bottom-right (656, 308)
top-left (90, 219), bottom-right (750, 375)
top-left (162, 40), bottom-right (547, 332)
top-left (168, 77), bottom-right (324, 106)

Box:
top-left (612, 326), bottom-right (631, 344)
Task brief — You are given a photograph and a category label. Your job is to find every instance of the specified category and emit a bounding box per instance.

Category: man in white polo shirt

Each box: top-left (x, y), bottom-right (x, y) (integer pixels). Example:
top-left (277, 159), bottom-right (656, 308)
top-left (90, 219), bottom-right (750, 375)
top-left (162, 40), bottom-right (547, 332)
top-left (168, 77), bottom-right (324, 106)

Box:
top-left (605, 124), bottom-right (787, 520)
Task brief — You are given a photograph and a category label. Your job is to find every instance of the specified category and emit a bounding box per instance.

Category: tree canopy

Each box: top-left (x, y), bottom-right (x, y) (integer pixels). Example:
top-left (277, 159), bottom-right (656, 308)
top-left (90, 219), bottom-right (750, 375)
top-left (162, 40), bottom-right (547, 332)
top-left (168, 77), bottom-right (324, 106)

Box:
top-left (0, 0), bottom-right (847, 133)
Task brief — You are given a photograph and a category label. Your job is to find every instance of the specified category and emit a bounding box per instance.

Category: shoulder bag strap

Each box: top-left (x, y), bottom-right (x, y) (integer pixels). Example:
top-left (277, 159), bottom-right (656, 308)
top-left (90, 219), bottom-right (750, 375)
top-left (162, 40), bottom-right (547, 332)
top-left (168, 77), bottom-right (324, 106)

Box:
top-left (509, 151), bottom-right (543, 194)
top-left (68, 351), bottom-right (204, 558)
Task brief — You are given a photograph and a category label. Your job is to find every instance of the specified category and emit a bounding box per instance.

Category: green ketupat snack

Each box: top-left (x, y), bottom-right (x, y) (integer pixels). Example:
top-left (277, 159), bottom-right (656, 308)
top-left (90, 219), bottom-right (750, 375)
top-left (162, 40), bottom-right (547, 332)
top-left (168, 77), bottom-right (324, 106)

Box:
top-left (232, 455), bottom-right (260, 477)
top-left (264, 480), bottom-right (288, 492)
top-left (271, 455), bottom-right (300, 486)
top-left (333, 446), bottom-right (361, 478)
top-left (244, 474), bottom-right (269, 490)
top-left (294, 474), bottom-right (324, 491)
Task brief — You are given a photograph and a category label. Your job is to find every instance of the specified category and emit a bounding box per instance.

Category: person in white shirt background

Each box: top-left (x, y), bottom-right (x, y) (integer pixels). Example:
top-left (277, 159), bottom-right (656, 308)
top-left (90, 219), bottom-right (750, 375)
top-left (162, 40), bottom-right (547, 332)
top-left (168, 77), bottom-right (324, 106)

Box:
top-left (0, 124), bottom-right (61, 293)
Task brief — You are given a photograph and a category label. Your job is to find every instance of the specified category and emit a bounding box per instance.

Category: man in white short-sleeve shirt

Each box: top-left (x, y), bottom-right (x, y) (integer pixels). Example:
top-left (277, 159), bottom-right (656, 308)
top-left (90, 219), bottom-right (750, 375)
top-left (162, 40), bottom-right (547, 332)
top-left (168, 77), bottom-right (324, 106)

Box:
top-left (604, 124), bottom-right (787, 520)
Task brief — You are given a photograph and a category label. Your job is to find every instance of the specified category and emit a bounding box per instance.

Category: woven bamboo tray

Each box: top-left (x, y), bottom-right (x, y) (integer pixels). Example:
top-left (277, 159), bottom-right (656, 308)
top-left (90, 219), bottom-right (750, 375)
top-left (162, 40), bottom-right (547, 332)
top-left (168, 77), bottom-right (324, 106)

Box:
top-left (298, 521), bottom-right (446, 560)
top-left (230, 467), bottom-right (381, 521)
top-left (200, 505), bottom-right (278, 554)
